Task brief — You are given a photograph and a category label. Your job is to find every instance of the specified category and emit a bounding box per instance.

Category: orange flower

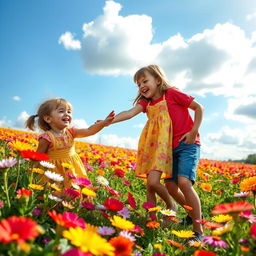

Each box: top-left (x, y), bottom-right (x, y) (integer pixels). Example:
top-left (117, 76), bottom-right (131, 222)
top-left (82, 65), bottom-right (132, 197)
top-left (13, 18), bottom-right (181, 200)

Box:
top-left (146, 221), bottom-right (160, 229)
top-left (109, 236), bottom-right (134, 256)
top-left (193, 250), bottom-right (217, 256)
top-left (96, 169), bottom-right (105, 176)
top-left (0, 216), bottom-right (39, 244)
top-left (166, 239), bottom-right (185, 250)
top-left (183, 205), bottom-right (193, 211)
top-left (200, 183), bottom-right (212, 192)
top-left (240, 176), bottom-right (256, 193)
top-left (211, 201), bottom-right (254, 215)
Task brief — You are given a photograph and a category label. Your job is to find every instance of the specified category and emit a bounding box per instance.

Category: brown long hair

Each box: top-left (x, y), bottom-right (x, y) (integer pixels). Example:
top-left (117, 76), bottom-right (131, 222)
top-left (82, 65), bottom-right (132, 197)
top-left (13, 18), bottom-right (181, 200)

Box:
top-left (25, 98), bottom-right (72, 131)
top-left (133, 65), bottom-right (175, 105)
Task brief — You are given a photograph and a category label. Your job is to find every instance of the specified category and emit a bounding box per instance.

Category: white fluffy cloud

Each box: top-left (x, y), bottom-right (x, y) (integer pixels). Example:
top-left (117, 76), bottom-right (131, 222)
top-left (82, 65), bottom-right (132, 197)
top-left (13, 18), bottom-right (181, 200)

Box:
top-left (15, 111), bottom-right (29, 128)
top-left (203, 125), bottom-right (256, 160)
top-left (12, 96), bottom-right (21, 101)
top-left (59, 0), bottom-right (256, 98)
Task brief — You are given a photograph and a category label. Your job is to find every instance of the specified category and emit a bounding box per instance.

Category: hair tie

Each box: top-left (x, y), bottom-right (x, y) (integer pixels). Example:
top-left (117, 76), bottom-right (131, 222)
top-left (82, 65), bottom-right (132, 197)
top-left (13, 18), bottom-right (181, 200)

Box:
top-left (34, 114), bottom-right (38, 118)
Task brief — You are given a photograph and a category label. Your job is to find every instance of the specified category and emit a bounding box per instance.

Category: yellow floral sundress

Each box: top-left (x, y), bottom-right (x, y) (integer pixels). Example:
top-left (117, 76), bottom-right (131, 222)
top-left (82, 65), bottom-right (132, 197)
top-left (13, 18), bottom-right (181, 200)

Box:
top-left (44, 129), bottom-right (87, 185)
top-left (136, 94), bottom-right (173, 179)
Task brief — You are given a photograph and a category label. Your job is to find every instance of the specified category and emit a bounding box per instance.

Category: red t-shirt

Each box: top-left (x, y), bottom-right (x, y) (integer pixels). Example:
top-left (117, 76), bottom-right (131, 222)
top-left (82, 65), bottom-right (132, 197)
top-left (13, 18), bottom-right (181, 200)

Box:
top-left (138, 88), bottom-right (200, 149)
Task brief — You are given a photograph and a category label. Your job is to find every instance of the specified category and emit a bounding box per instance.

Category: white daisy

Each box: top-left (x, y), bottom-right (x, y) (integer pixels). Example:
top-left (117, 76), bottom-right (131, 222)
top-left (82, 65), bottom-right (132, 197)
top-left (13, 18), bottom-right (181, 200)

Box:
top-left (160, 209), bottom-right (176, 216)
top-left (40, 161), bottom-right (55, 169)
top-left (44, 170), bottom-right (64, 182)
top-left (119, 230), bottom-right (136, 242)
top-left (48, 194), bottom-right (62, 202)
top-left (96, 175), bottom-right (109, 186)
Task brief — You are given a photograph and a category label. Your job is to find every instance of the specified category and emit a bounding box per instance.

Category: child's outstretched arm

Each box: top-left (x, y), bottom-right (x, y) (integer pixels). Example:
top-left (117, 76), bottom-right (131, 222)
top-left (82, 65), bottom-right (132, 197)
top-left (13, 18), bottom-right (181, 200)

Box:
top-left (75, 111), bottom-right (115, 138)
top-left (111, 104), bottom-right (143, 124)
top-left (179, 100), bottom-right (204, 144)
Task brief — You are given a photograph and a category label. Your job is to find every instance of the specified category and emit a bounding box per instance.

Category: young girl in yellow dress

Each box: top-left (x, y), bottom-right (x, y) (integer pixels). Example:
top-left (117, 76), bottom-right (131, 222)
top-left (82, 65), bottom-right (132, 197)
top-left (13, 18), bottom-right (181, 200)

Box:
top-left (111, 65), bottom-right (204, 240)
top-left (26, 98), bottom-right (114, 186)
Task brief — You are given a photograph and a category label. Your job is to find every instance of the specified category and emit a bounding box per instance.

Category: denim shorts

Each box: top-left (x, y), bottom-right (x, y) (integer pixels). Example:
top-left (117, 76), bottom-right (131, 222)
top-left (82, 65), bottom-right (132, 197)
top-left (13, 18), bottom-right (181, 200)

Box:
top-left (165, 141), bottom-right (200, 184)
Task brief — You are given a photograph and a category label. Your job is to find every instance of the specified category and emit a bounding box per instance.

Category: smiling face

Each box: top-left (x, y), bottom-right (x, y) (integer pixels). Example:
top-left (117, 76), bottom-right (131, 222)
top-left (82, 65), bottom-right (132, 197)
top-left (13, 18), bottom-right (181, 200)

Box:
top-left (137, 70), bottom-right (162, 100)
top-left (44, 104), bottom-right (72, 131)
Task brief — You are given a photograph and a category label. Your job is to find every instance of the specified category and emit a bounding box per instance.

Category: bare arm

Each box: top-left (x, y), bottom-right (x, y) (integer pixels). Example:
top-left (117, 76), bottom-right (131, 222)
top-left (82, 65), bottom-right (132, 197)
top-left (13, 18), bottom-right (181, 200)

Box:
top-left (179, 100), bottom-right (204, 144)
top-left (111, 104), bottom-right (143, 124)
top-left (36, 138), bottom-right (50, 153)
top-left (75, 111), bottom-right (115, 138)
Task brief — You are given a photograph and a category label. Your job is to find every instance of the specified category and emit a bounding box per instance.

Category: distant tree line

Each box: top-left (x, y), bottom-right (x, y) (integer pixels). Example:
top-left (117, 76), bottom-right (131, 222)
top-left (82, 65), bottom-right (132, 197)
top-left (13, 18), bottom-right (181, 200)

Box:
top-left (229, 153), bottom-right (256, 164)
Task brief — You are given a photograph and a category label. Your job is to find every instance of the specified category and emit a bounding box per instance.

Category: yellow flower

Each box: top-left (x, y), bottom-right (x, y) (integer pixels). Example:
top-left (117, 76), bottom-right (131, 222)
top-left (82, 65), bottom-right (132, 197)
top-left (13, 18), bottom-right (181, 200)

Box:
top-left (240, 176), bottom-right (256, 193)
top-left (171, 230), bottom-right (195, 239)
top-left (28, 184), bottom-right (44, 190)
top-left (8, 140), bottom-right (35, 152)
top-left (154, 244), bottom-right (162, 249)
top-left (31, 168), bottom-right (44, 174)
top-left (212, 223), bottom-right (234, 236)
top-left (82, 187), bottom-right (96, 197)
top-left (110, 215), bottom-right (135, 230)
top-left (62, 201), bottom-right (75, 209)
top-left (63, 227), bottom-right (114, 256)
top-left (148, 206), bottom-right (162, 212)
top-left (211, 214), bottom-right (233, 223)
top-left (51, 184), bottom-right (61, 191)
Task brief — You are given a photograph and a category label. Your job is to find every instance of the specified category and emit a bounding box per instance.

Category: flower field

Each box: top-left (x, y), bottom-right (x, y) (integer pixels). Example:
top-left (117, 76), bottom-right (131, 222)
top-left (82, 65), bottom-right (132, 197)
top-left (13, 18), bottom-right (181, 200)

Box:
top-left (0, 127), bottom-right (255, 256)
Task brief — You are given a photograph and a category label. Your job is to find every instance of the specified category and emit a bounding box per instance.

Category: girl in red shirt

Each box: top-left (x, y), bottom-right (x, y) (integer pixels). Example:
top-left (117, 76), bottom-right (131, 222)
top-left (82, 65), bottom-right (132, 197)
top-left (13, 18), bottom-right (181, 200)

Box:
top-left (111, 65), bottom-right (204, 240)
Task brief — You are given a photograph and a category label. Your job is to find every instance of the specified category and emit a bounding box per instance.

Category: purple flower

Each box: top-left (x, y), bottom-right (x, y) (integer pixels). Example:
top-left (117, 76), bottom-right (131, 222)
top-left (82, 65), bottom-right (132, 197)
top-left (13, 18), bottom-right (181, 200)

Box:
top-left (0, 158), bottom-right (18, 168)
top-left (32, 207), bottom-right (42, 217)
top-left (97, 226), bottom-right (115, 236)
top-left (42, 237), bottom-right (51, 245)
top-left (117, 207), bottom-right (130, 219)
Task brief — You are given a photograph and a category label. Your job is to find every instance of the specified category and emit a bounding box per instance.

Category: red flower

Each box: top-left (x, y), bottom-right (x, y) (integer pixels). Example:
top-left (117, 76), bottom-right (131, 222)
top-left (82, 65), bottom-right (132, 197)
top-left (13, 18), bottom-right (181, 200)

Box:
top-left (142, 202), bottom-right (155, 209)
top-left (250, 223), bottom-right (256, 239)
top-left (48, 210), bottom-right (85, 229)
top-left (64, 188), bottom-right (81, 198)
top-left (127, 192), bottom-right (136, 209)
top-left (20, 150), bottom-right (49, 161)
top-left (211, 201), bottom-right (254, 215)
top-left (103, 198), bottom-right (124, 212)
top-left (113, 168), bottom-right (125, 178)
top-left (0, 216), bottom-right (39, 244)
top-left (109, 236), bottom-right (134, 256)
top-left (106, 186), bottom-right (121, 197)
top-left (16, 188), bottom-right (32, 199)
top-left (193, 250), bottom-right (217, 256)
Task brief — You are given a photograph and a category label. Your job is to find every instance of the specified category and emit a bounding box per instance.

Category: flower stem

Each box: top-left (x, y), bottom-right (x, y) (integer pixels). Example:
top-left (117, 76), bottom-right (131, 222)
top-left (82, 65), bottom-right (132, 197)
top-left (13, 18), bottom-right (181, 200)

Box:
top-left (4, 170), bottom-right (11, 208)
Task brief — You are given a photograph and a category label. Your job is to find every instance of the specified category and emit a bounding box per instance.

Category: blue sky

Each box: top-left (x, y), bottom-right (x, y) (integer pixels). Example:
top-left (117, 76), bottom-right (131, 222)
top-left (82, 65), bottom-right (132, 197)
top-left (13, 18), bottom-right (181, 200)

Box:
top-left (1, 0), bottom-right (256, 160)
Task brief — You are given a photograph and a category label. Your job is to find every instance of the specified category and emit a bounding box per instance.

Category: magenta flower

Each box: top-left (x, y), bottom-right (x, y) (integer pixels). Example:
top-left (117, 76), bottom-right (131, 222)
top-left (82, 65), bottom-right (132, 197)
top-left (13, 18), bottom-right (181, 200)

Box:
top-left (122, 180), bottom-right (131, 186)
top-left (203, 236), bottom-right (227, 248)
top-left (97, 226), bottom-right (115, 236)
top-left (64, 188), bottom-right (80, 198)
top-left (142, 202), bottom-right (155, 210)
top-left (74, 177), bottom-right (92, 187)
top-left (81, 202), bottom-right (95, 210)
top-left (62, 248), bottom-right (93, 256)
top-left (0, 158), bottom-right (18, 169)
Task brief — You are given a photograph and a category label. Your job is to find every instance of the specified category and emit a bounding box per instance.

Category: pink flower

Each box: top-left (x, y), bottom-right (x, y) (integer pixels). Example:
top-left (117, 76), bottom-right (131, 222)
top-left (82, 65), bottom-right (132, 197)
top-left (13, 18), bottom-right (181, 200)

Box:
top-left (128, 192), bottom-right (136, 209)
top-left (62, 248), bottom-right (92, 256)
top-left (81, 202), bottom-right (95, 210)
top-left (64, 188), bottom-right (80, 199)
top-left (74, 177), bottom-right (92, 187)
top-left (250, 223), bottom-right (256, 239)
top-left (203, 236), bottom-right (227, 248)
top-left (122, 180), bottom-right (131, 186)
top-left (0, 158), bottom-right (18, 168)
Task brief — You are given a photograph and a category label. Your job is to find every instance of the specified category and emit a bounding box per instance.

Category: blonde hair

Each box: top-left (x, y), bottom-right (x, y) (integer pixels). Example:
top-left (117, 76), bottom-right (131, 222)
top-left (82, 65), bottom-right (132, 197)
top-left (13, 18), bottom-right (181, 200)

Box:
top-left (133, 65), bottom-right (175, 105)
top-left (25, 98), bottom-right (72, 131)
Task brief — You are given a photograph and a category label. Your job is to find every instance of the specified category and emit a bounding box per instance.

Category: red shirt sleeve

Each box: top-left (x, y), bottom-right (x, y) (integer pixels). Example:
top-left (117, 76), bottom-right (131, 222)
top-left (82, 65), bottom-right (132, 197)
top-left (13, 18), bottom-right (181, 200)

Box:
top-left (167, 88), bottom-right (194, 107)
top-left (137, 100), bottom-right (148, 113)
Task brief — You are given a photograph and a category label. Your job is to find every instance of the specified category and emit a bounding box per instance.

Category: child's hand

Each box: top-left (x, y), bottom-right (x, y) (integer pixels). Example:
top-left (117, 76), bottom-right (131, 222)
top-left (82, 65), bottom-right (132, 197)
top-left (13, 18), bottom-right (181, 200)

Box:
top-left (103, 110), bottom-right (115, 126)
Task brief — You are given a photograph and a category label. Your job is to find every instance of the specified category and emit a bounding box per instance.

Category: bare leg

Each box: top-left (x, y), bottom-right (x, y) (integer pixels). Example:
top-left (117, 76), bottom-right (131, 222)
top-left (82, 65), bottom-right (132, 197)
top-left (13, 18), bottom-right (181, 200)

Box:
top-left (147, 170), bottom-right (176, 210)
top-left (165, 180), bottom-right (187, 207)
top-left (177, 176), bottom-right (203, 234)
